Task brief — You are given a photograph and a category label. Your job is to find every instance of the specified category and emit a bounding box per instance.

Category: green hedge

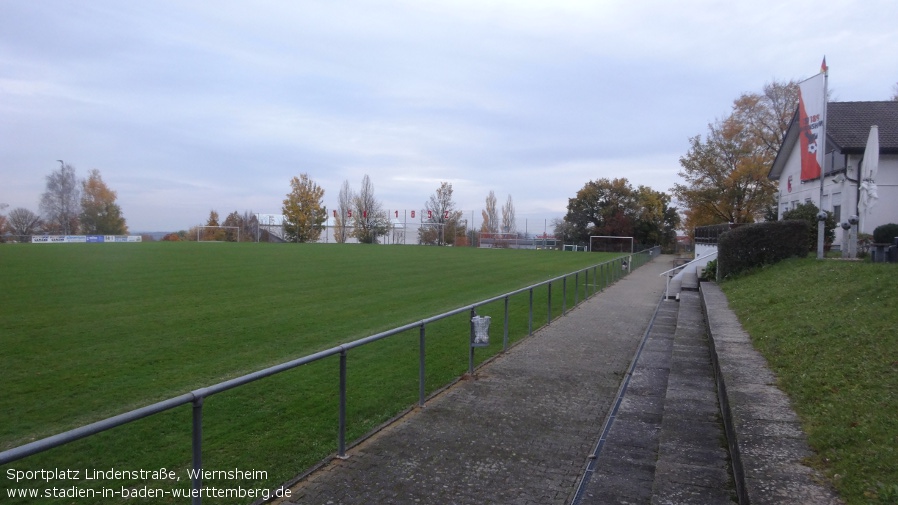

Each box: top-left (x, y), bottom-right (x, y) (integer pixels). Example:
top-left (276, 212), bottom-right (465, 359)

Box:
top-left (873, 223), bottom-right (898, 244)
top-left (718, 220), bottom-right (809, 279)
top-left (782, 202), bottom-right (835, 251)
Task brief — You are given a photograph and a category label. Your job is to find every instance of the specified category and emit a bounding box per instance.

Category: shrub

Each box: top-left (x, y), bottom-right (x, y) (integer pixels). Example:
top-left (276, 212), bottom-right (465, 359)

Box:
top-left (701, 259), bottom-right (717, 281)
top-left (718, 220), bottom-right (808, 279)
top-left (873, 223), bottom-right (898, 245)
top-left (782, 202), bottom-right (835, 251)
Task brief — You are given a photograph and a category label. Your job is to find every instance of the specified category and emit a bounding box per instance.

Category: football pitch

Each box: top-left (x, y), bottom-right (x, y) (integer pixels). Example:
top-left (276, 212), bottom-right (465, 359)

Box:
top-left (1, 242), bottom-right (626, 502)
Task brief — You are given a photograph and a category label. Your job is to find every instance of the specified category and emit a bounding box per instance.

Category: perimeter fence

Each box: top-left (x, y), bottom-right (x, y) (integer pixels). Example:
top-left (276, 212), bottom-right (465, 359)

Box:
top-left (1, 247), bottom-right (660, 504)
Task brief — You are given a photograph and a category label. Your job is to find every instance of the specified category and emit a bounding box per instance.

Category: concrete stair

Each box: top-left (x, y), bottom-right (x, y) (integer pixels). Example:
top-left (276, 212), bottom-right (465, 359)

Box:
top-left (666, 254), bottom-right (715, 299)
top-left (576, 291), bottom-right (738, 503)
top-left (650, 291), bottom-right (735, 504)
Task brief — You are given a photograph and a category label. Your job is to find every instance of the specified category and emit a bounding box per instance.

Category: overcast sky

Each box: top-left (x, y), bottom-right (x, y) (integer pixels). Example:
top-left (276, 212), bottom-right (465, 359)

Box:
top-left (2, 0), bottom-right (896, 232)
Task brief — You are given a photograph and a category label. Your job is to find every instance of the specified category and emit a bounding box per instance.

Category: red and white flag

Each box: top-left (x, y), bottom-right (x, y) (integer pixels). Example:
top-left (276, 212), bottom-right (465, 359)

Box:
top-left (797, 67), bottom-right (826, 181)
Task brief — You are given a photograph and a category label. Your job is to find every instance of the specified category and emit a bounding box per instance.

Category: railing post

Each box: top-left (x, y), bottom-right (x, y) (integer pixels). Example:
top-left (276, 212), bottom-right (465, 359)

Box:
top-left (468, 307), bottom-right (476, 375)
top-left (528, 288), bottom-right (533, 335)
top-left (191, 397), bottom-right (203, 505)
top-left (592, 266), bottom-right (597, 295)
top-left (419, 324), bottom-right (426, 406)
top-left (547, 282), bottom-right (552, 325)
top-left (584, 268), bottom-right (589, 299)
top-left (338, 350), bottom-right (347, 458)
top-left (562, 276), bottom-right (567, 315)
top-left (574, 272), bottom-right (579, 306)
top-left (503, 296), bottom-right (509, 351)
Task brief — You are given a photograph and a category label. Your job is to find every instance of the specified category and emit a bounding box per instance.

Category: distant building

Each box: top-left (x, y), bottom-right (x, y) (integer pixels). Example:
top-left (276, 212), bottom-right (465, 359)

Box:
top-left (768, 101), bottom-right (898, 246)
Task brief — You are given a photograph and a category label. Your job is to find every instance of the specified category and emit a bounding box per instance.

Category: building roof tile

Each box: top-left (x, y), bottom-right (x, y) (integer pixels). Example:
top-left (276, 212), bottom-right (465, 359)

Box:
top-left (827, 101), bottom-right (898, 153)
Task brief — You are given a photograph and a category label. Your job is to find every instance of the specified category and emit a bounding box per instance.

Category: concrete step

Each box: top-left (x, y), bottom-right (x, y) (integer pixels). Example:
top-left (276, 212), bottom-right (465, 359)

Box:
top-left (576, 293), bottom-right (737, 504)
top-left (667, 254), bottom-right (714, 298)
top-left (680, 269), bottom-right (700, 291)
top-left (666, 276), bottom-right (682, 298)
top-left (650, 290), bottom-right (737, 503)
top-left (701, 284), bottom-right (843, 504)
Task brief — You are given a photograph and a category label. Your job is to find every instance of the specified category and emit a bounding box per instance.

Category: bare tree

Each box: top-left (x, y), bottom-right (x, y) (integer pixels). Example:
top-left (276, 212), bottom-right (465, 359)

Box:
top-left (242, 210), bottom-right (259, 242)
top-left (222, 210), bottom-right (259, 242)
top-left (481, 190), bottom-right (499, 234)
top-left (421, 182), bottom-right (464, 246)
top-left (552, 217), bottom-right (577, 247)
top-left (7, 208), bottom-right (43, 238)
top-left (352, 175), bottom-right (390, 244)
top-left (335, 179), bottom-right (355, 243)
top-left (40, 161), bottom-right (81, 234)
top-left (0, 203), bottom-right (7, 241)
top-left (501, 194), bottom-right (516, 235)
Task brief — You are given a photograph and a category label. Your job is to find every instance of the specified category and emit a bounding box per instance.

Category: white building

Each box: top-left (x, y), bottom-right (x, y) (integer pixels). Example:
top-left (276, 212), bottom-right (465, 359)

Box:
top-left (768, 101), bottom-right (898, 247)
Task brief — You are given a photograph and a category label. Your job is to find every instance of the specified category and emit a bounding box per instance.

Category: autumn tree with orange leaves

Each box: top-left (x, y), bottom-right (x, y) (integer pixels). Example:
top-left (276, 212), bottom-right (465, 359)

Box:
top-left (282, 174), bottom-right (327, 243)
top-left (672, 80), bottom-right (799, 232)
top-left (80, 169), bottom-right (128, 234)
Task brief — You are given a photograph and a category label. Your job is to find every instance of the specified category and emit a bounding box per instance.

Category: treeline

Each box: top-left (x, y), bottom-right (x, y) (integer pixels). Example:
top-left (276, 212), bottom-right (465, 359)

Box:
top-left (554, 178), bottom-right (679, 251)
top-left (1, 162), bottom-right (127, 242)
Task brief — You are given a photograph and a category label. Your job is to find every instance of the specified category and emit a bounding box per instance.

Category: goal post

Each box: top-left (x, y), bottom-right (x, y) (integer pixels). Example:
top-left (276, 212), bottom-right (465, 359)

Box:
top-left (197, 226), bottom-right (240, 242)
top-left (590, 236), bottom-right (634, 272)
top-left (589, 235), bottom-right (633, 254)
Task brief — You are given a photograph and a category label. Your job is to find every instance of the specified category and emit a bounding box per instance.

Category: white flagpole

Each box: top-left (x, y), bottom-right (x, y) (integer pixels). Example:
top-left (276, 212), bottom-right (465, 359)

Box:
top-left (817, 59), bottom-right (829, 259)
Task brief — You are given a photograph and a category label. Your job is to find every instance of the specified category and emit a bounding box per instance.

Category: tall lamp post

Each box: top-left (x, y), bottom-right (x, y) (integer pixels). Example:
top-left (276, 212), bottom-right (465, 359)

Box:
top-left (55, 159), bottom-right (69, 235)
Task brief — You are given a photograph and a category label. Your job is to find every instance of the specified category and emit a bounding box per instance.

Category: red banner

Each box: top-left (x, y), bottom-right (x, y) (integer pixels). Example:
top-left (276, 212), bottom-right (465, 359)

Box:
top-left (798, 72), bottom-right (825, 181)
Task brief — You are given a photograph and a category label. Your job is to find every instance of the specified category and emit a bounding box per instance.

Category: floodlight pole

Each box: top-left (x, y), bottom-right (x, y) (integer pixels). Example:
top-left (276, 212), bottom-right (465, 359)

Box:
top-left (56, 160), bottom-right (68, 235)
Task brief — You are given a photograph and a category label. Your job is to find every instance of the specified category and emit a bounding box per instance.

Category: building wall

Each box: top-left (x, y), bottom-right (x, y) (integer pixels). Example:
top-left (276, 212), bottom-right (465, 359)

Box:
top-left (776, 147), bottom-right (898, 243)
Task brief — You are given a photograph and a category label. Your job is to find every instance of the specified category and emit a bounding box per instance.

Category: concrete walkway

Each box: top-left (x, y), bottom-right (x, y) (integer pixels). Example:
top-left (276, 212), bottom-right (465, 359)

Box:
top-left (275, 257), bottom-right (671, 504)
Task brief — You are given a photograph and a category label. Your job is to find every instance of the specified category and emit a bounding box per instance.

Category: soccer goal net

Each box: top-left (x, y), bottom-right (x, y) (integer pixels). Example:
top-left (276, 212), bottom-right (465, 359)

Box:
top-left (197, 226), bottom-right (240, 242)
top-left (589, 235), bottom-right (633, 254)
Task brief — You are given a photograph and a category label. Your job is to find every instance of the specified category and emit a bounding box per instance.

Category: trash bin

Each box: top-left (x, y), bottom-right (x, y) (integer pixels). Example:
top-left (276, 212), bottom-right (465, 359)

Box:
top-left (872, 244), bottom-right (889, 263)
top-left (471, 315), bottom-right (491, 347)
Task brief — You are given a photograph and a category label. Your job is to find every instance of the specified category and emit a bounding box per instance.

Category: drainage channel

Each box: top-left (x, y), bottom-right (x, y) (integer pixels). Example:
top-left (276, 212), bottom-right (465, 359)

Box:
top-left (569, 293), bottom-right (667, 505)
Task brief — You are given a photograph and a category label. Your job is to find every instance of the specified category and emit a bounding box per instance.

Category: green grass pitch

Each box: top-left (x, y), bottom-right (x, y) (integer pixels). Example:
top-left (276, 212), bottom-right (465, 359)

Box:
top-left (1, 242), bottom-right (624, 503)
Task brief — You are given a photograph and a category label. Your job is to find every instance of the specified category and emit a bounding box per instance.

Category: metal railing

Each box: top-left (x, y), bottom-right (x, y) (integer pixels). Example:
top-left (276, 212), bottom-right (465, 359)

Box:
top-left (694, 223), bottom-right (744, 244)
top-left (1, 247), bottom-right (659, 504)
top-left (659, 250), bottom-right (717, 299)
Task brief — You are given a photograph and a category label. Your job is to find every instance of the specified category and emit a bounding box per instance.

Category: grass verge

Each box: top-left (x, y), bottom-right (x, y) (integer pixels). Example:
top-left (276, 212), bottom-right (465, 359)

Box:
top-left (721, 257), bottom-right (898, 505)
